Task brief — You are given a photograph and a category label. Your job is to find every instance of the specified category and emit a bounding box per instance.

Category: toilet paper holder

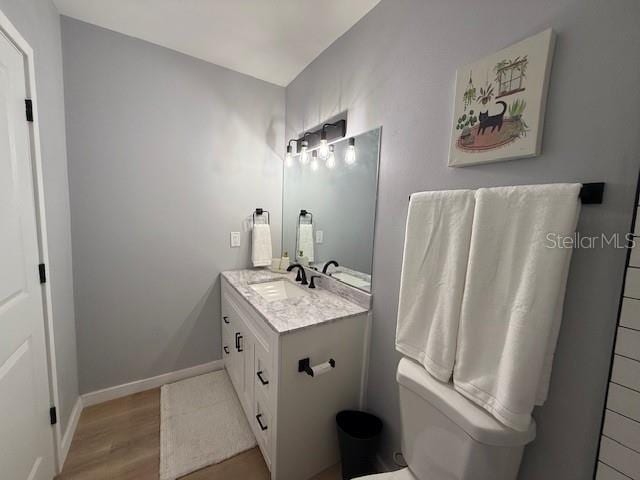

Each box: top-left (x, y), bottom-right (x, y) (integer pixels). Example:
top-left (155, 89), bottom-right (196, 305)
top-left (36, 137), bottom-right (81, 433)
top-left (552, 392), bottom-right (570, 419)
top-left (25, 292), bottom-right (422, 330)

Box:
top-left (298, 357), bottom-right (335, 377)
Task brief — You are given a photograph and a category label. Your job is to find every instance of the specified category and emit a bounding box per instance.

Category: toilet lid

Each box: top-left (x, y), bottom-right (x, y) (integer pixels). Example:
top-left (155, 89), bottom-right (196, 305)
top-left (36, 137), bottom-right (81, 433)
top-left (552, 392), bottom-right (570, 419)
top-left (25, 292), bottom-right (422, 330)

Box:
top-left (353, 467), bottom-right (416, 480)
top-left (397, 358), bottom-right (536, 447)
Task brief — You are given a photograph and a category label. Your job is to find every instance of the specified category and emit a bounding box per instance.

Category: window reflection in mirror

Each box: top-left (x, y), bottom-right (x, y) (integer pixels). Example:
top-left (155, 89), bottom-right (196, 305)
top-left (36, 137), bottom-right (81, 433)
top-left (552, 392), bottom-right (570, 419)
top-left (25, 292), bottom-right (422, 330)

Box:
top-left (282, 127), bottom-right (381, 292)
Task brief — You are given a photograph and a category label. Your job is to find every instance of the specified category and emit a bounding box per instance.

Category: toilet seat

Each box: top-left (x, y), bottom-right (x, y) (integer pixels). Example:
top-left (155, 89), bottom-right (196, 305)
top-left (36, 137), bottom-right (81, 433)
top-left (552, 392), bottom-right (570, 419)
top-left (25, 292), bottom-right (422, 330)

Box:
top-left (354, 467), bottom-right (417, 480)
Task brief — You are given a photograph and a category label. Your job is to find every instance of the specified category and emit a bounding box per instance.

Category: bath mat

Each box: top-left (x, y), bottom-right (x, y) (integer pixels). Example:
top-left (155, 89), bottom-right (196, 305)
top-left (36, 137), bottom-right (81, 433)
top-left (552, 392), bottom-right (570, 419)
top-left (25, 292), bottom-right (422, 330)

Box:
top-left (160, 370), bottom-right (257, 479)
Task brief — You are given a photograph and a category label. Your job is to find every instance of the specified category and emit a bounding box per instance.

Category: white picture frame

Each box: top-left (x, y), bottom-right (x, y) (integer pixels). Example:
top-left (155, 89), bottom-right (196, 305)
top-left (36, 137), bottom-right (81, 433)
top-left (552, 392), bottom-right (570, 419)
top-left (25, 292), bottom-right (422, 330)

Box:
top-left (448, 29), bottom-right (556, 167)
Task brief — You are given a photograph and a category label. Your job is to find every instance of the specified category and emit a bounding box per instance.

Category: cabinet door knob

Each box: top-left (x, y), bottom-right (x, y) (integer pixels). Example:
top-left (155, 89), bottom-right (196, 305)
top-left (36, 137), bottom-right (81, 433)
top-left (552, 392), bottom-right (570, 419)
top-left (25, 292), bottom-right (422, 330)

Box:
top-left (257, 371), bottom-right (269, 385)
top-left (223, 316), bottom-right (230, 324)
top-left (256, 414), bottom-right (268, 431)
top-left (224, 346), bottom-right (229, 355)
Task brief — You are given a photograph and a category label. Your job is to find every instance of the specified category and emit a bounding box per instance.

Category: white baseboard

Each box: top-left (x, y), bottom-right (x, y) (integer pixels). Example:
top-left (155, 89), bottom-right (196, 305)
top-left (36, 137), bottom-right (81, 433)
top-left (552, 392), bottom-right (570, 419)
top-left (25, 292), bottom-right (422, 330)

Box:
top-left (81, 359), bottom-right (225, 408)
top-left (59, 396), bottom-right (83, 468)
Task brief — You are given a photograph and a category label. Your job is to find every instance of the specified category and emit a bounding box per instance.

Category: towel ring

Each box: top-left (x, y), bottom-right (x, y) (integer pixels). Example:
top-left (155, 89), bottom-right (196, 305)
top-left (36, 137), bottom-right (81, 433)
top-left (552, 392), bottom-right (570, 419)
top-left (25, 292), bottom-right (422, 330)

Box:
top-left (299, 209), bottom-right (313, 224)
top-left (296, 210), bottom-right (313, 259)
top-left (253, 208), bottom-right (270, 225)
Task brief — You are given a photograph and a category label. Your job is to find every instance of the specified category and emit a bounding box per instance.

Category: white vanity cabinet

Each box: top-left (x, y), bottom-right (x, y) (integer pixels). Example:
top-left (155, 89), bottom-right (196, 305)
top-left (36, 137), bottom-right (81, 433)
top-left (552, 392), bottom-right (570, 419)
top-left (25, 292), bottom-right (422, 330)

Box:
top-left (221, 276), bottom-right (368, 480)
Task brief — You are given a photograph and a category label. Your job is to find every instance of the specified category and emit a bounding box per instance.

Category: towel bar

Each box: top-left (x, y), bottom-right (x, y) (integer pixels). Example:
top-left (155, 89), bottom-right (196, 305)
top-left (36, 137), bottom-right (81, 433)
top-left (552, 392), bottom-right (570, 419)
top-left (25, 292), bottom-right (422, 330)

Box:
top-left (408, 182), bottom-right (605, 204)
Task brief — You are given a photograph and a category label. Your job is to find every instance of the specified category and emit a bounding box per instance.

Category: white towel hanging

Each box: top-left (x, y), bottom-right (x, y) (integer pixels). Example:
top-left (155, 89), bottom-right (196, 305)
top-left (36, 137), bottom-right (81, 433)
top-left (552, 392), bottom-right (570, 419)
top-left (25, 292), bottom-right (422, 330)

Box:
top-left (453, 183), bottom-right (581, 431)
top-left (297, 223), bottom-right (314, 262)
top-left (252, 224), bottom-right (272, 267)
top-left (396, 189), bottom-right (475, 382)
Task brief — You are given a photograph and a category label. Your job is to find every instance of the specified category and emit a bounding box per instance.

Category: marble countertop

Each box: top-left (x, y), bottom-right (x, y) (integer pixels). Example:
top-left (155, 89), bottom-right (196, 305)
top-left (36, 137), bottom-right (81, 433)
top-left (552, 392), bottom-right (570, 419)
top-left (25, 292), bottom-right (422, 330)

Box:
top-left (221, 269), bottom-right (368, 334)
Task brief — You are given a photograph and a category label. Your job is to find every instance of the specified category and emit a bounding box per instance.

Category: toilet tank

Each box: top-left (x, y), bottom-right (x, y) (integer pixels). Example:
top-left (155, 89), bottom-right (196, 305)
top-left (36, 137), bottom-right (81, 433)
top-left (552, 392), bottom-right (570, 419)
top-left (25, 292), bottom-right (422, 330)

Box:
top-left (396, 358), bottom-right (536, 480)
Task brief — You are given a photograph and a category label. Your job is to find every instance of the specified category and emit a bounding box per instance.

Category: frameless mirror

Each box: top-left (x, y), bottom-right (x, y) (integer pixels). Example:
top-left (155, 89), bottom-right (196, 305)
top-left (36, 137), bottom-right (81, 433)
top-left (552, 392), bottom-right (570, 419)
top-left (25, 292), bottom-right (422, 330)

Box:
top-left (282, 127), bottom-right (381, 292)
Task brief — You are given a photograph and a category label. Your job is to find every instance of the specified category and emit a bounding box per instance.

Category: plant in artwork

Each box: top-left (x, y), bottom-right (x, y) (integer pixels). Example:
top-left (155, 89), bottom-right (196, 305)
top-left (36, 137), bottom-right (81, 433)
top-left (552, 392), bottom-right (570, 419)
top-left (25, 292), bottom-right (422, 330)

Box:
top-left (508, 99), bottom-right (528, 137)
top-left (508, 98), bottom-right (526, 120)
top-left (456, 110), bottom-right (478, 130)
top-left (477, 83), bottom-right (494, 105)
top-left (456, 110), bottom-right (478, 145)
top-left (462, 72), bottom-right (476, 110)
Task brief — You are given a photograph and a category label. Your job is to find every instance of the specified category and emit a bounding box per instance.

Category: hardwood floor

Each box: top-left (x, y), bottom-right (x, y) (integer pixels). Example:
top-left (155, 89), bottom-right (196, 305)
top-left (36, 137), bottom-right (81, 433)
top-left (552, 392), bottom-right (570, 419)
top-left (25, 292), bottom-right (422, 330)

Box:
top-left (56, 388), bottom-right (342, 480)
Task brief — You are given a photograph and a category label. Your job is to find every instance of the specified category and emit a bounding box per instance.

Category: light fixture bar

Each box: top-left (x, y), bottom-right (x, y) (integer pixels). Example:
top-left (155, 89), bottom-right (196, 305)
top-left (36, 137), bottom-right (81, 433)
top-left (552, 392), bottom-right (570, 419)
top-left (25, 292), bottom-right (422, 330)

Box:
top-left (293, 119), bottom-right (346, 152)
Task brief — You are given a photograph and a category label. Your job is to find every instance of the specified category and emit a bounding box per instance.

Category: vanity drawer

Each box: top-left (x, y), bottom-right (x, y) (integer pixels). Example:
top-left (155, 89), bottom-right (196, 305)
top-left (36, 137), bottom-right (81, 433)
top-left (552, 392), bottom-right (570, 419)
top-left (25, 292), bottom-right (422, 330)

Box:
top-left (221, 327), bottom-right (232, 359)
top-left (254, 343), bottom-right (273, 401)
top-left (254, 392), bottom-right (273, 468)
top-left (221, 292), bottom-right (233, 331)
top-left (221, 299), bottom-right (242, 360)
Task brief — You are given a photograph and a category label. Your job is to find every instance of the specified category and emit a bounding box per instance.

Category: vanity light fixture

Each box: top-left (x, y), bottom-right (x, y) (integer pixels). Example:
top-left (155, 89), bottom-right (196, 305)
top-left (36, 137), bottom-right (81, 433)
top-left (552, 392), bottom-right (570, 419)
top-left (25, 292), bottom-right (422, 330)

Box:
top-left (287, 119), bottom-right (347, 168)
top-left (310, 150), bottom-right (319, 171)
top-left (345, 137), bottom-right (356, 165)
top-left (300, 140), bottom-right (309, 165)
top-left (290, 119), bottom-right (346, 156)
top-left (326, 145), bottom-right (336, 169)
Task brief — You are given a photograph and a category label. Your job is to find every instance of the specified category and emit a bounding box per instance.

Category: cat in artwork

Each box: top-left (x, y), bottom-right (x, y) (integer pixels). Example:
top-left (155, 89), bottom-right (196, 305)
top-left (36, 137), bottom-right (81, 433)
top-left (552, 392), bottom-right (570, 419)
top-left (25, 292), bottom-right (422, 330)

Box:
top-left (478, 100), bottom-right (507, 135)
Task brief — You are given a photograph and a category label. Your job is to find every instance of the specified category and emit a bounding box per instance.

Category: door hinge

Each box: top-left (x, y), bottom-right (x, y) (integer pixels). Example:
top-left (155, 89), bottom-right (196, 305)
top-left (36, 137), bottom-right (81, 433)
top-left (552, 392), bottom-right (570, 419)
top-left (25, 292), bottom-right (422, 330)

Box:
top-left (49, 406), bottom-right (57, 425)
top-left (38, 264), bottom-right (46, 284)
top-left (25, 99), bottom-right (33, 122)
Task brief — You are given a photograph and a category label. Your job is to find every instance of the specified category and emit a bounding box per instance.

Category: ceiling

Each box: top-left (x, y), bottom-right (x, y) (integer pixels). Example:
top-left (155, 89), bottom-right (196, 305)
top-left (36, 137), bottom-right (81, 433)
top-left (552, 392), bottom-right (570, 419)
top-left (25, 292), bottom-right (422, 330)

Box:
top-left (53, 0), bottom-right (382, 86)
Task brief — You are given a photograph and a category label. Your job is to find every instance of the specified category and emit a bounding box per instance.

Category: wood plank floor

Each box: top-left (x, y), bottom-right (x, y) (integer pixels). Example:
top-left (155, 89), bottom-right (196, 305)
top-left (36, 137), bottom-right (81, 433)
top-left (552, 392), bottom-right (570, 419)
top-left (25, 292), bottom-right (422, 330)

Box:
top-left (56, 388), bottom-right (342, 480)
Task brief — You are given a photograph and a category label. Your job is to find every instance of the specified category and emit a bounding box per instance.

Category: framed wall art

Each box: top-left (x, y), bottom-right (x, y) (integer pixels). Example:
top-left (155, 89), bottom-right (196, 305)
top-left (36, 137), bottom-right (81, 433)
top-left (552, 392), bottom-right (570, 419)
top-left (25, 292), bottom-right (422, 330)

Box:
top-left (448, 29), bottom-right (556, 167)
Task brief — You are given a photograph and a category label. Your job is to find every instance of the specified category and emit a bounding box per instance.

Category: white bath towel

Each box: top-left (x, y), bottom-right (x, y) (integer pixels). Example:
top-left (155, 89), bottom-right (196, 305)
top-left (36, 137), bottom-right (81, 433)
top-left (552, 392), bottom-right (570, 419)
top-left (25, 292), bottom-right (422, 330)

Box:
top-left (453, 184), bottom-right (581, 431)
top-left (297, 223), bottom-right (314, 262)
top-left (251, 224), bottom-right (272, 267)
top-left (396, 190), bottom-right (475, 382)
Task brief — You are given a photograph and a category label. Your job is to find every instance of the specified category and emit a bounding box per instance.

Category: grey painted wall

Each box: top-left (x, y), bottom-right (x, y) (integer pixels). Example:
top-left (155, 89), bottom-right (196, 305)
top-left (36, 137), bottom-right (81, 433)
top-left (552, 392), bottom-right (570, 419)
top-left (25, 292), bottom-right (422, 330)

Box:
top-left (282, 129), bottom-right (380, 274)
top-left (285, 0), bottom-right (640, 478)
top-left (0, 0), bottom-right (78, 434)
top-left (61, 18), bottom-right (285, 393)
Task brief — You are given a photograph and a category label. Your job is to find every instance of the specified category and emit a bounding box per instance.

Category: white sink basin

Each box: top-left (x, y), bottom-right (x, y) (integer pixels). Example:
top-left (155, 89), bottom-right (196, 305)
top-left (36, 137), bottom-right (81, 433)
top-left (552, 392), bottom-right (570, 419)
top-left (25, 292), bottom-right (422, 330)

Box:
top-left (249, 279), bottom-right (308, 302)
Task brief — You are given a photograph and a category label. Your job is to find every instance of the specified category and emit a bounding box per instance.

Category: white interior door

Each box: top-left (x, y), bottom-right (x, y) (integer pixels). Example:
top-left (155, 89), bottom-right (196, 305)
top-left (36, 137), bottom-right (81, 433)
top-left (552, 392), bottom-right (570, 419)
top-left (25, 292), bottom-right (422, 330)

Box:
top-left (0, 29), bottom-right (55, 480)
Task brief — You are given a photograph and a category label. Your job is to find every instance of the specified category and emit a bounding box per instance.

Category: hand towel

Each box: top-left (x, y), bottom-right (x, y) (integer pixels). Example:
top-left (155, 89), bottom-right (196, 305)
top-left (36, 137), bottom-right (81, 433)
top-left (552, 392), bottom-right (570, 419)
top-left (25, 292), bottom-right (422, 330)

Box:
top-left (252, 224), bottom-right (272, 267)
top-left (297, 223), bottom-right (314, 262)
top-left (396, 190), bottom-right (475, 382)
top-left (453, 183), bottom-right (581, 431)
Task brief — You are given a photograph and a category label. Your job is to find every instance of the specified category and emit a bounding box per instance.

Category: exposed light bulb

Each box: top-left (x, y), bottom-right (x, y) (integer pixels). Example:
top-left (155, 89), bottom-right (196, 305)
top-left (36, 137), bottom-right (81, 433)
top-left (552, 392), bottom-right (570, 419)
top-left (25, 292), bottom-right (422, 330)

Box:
top-left (310, 150), bottom-right (319, 171)
top-left (326, 145), bottom-right (336, 169)
top-left (285, 145), bottom-right (293, 167)
top-left (318, 139), bottom-right (329, 159)
top-left (299, 140), bottom-right (309, 165)
top-left (318, 130), bottom-right (329, 159)
top-left (345, 137), bottom-right (356, 165)
top-left (344, 146), bottom-right (356, 164)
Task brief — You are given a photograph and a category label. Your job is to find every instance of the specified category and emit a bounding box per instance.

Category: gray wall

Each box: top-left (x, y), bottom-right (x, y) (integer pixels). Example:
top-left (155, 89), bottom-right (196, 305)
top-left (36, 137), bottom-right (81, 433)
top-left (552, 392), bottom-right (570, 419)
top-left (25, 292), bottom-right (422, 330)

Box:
top-left (61, 18), bottom-right (284, 393)
top-left (282, 129), bottom-right (379, 274)
top-left (285, 0), bottom-right (640, 478)
top-left (0, 0), bottom-right (78, 434)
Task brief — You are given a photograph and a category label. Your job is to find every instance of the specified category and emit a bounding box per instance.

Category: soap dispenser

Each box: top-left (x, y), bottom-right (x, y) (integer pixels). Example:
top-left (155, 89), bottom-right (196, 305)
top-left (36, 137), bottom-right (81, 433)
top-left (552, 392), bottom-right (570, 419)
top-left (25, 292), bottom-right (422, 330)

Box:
top-left (298, 250), bottom-right (309, 267)
top-left (279, 251), bottom-right (290, 271)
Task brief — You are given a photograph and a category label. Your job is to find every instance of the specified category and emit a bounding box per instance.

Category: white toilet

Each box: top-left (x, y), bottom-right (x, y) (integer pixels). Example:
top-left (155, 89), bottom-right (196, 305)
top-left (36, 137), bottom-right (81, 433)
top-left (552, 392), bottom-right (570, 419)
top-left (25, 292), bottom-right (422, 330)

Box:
top-left (358, 358), bottom-right (536, 480)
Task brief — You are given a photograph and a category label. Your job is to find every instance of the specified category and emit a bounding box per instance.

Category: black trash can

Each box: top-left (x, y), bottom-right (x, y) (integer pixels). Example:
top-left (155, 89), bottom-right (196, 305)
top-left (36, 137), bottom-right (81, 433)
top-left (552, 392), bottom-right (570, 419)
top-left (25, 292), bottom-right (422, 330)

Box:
top-left (336, 410), bottom-right (383, 480)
